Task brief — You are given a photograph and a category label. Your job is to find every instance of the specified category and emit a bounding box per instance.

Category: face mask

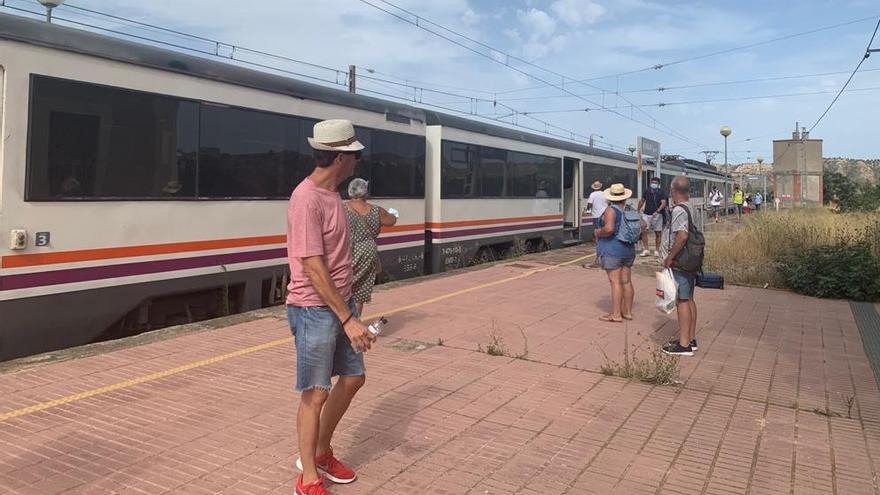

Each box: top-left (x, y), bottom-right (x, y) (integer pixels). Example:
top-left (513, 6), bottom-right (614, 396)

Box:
top-left (650, 183), bottom-right (659, 190)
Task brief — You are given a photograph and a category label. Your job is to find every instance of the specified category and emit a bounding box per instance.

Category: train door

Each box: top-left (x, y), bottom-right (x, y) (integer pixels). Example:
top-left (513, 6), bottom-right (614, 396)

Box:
top-left (562, 157), bottom-right (580, 243)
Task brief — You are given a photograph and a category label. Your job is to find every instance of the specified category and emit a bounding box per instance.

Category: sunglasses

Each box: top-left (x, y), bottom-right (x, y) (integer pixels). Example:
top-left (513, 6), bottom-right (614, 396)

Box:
top-left (343, 150), bottom-right (363, 160)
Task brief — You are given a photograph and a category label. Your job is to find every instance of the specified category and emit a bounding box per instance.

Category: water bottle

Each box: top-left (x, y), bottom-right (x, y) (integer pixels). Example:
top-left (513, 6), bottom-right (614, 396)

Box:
top-left (368, 317), bottom-right (387, 337)
top-left (355, 317), bottom-right (386, 354)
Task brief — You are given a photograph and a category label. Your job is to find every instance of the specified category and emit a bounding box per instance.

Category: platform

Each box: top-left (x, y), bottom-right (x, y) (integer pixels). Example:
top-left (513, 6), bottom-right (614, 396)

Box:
top-left (2, 244), bottom-right (879, 494)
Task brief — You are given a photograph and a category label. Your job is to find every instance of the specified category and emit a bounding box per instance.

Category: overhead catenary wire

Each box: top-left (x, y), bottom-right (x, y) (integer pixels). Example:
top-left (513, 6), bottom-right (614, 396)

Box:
top-left (357, 0), bottom-right (706, 148)
top-left (809, 18), bottom-right (880, 132)
top-left (475, 67), bottom-right (880, 104)
top-left (489, 85), bottom-right (880, 115)
top-left (501, 13), bottom-right (880, 95)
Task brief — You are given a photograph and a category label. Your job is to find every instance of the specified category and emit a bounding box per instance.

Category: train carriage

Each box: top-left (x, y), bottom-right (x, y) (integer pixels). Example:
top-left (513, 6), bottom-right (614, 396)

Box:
top-left (0, 14), bottom-right (427, 361)
top-left (424, 112), bottom-right (647, 272)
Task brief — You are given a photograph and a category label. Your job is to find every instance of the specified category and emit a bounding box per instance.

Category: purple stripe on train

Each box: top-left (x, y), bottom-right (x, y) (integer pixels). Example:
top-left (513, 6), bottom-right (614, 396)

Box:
top-left (0, 248), bottom-right (288, 291)
top-left (428, 221), bottom-right (561, 240)
top-left (0, 232), bottom-right (426, 291)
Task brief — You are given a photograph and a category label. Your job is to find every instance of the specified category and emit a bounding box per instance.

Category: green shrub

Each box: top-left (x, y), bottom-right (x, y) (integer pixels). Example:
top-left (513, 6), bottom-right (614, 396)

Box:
top-left (778, 241), bottom-right (880, 301)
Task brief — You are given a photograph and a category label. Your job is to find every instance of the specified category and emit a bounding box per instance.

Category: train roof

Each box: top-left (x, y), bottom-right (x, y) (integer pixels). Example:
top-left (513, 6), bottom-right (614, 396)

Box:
top-left (0, 12), bottom-right (425, 122)
top-left (424, 111), bottom-right (637, 164)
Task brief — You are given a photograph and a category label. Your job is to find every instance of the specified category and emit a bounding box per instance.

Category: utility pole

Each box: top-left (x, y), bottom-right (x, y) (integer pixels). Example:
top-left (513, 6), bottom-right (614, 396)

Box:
top-left (701, 150), bottom-right (719, 166)
top-left (348, 65), bottom-right (356, 94)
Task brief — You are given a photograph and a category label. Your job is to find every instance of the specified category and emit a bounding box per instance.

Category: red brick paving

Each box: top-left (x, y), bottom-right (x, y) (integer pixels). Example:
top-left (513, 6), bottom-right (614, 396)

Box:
top-left (1, 245), bottom-right (879, 494)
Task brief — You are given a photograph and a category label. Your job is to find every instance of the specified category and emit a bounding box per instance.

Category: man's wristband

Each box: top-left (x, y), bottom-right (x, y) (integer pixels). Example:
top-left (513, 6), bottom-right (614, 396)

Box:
top-left (340, 313), bottom-right (353, 326)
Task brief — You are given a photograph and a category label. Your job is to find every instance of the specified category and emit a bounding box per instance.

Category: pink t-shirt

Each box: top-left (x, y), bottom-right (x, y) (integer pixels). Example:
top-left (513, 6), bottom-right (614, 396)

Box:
top-left (286, 177), bottom-right (353, 306)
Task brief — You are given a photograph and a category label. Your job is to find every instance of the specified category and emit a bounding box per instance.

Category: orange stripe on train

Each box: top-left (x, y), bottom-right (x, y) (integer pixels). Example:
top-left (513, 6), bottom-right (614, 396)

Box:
top-left (3, 224), bottom-right (425, 269)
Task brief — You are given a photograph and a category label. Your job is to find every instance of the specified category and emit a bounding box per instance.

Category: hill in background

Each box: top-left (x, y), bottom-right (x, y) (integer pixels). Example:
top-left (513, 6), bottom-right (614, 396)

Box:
top-left (723, 158), bottom-right (880, 186)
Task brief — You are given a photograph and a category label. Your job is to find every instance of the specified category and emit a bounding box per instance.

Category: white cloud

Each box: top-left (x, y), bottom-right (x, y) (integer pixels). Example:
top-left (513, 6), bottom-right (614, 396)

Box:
top-left (517, 8), bottom-right (557, 38)
top-left (551, 0), bottom-right (606, 26)
top-left (461, 9), bottom-right (481, 26)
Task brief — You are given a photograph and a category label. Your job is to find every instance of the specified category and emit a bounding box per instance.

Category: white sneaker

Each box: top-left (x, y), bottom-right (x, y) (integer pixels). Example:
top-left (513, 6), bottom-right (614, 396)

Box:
top-left (653, 250), bottom-right (659, 257)
top-left (640, 250), bottom-right (650, 257)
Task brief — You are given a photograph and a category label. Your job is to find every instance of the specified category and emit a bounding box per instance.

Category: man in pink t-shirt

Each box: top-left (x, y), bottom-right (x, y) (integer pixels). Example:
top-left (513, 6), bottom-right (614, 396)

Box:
top-left (287, 119), bottom-right (375, 495)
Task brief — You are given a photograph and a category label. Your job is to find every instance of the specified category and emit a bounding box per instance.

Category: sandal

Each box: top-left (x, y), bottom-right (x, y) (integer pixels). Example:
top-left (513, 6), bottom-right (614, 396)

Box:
top-left (622, 314), bottom-right (634, 321)
top-left (598, 315), bottom-right (623, 323)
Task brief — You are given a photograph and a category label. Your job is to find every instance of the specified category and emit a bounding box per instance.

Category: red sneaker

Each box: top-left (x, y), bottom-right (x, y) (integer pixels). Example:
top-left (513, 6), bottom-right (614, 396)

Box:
top-left (296, 449), bottom-right (357, 484)
top-left (296, 475), bottom-right (331, 495)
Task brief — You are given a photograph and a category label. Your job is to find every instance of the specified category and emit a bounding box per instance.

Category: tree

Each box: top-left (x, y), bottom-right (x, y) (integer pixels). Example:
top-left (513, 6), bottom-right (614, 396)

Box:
top-left (824, 171), bottom-right (880, 212)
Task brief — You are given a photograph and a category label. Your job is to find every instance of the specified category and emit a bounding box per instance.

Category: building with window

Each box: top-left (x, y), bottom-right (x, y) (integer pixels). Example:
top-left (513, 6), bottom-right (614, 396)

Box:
top-left (772, 127), bottom-right (823, 207)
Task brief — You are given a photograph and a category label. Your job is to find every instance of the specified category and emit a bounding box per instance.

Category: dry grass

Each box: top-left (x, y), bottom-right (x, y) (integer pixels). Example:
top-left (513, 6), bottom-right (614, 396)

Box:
top-left (599, 346), bottom-right (681, 386)
top-left (704, 209), bottom-right (880, 287)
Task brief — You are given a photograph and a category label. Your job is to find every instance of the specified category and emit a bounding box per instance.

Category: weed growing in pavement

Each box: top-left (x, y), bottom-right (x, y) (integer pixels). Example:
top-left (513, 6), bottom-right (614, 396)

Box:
top-left (843, 395), bottom-right (856, 419)
top-left (476, 321), bottom-right (529, 359)
top-left (482, 333), bottom-right (507, 356)
top-left (599, 346), bottom-right (681, 386)
top-left (811, 406), bottom-right (842, 418)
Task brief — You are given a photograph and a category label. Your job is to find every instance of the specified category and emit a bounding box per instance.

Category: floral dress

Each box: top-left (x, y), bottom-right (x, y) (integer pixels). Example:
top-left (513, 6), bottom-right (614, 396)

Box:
top-left (345, 203), bottom-right (382, 304)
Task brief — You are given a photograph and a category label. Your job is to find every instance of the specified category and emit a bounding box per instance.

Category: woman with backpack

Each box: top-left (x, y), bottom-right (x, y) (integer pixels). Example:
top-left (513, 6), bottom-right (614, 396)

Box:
top-left (593, 183), bottom-right (640, 323)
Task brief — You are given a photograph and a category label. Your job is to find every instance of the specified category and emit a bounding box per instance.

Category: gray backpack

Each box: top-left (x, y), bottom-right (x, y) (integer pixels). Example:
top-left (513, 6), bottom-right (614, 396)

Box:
top-left (672, 205), bottom-right (705, 273)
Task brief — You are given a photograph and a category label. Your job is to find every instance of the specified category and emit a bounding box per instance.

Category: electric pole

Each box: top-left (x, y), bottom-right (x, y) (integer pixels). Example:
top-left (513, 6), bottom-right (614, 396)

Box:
top-left (348, 65), bottom-right (356, 94)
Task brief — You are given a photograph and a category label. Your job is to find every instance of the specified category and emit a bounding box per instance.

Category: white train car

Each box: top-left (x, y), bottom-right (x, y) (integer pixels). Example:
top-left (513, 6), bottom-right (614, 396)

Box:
top-left (0, 14), bottom-right (427, 361)
top-left (424, 112), bottom-right (643, 272)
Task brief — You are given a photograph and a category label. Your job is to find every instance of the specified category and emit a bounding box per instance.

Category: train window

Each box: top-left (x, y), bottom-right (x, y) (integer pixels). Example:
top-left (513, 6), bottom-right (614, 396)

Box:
top-left (441, 141), bottom-right (477, 198)
top-left (199, 105), bottom-right (295, 198)
top-left (479, 147), bottom-right (506, 197)
top-left (507, 151), bottom-right (560, 198)
top-left (690, 178), bottom-right (706, 197)
top-left (507, 151), bottom-right (536, 196)
top-left (27, 76), bottom-right (198, 199)
top-left (366, 130), bottom-right (425, 198)
top-left (582, 162), bottom-right (636, 197)
top-left (537, 155), bottom-right (562, 198)
top-left (287, 118), bottom-right (316, 194)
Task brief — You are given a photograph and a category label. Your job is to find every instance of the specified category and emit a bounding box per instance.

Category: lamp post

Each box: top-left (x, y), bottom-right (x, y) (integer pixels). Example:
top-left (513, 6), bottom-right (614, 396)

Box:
top-left (757, 156), bottom-right (766, 198)
top-left (37, 0), bottom-right (65, 22)
top-left (720, 126), bottom-right (732, 202)
top-left (720, 126), bottom-right (732, 170)
top-left (627, 144), bottom-right (636, 156)
top-left (589, 134), bottom-right (604, 148)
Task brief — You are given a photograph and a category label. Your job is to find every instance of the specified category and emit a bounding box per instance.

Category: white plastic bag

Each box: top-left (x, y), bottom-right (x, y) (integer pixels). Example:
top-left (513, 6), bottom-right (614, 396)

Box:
top-left (656, 269), bottom-right (677, 314)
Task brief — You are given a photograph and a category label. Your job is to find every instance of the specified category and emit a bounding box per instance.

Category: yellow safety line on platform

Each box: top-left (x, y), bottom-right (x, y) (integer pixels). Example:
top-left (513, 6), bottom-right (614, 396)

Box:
top-left (0, 253), bottom-right (592, 423)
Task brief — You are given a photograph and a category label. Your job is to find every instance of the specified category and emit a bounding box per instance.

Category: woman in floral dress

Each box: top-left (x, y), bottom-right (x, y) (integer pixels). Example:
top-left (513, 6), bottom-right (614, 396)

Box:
top-left (345, 178), bottom-right (398, 315)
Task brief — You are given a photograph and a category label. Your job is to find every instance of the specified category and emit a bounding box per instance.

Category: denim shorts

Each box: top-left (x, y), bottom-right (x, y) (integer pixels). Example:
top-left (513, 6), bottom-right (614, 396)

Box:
top-left (673, 269), bottom-right (696, 300)
top-left (598, 255), bottom-right (635, 270)
top-left (287, 299), bottom-right (365, 392)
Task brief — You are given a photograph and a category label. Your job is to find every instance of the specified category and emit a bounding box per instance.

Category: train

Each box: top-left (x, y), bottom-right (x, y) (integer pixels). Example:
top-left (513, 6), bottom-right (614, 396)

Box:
top-left (0, 13), bottom-right (731, 361)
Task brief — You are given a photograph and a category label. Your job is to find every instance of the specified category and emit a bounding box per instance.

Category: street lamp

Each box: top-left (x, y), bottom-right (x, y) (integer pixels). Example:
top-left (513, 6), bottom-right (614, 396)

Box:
top-left (756, 156), bottom-right (766, 198)
top-left (627, 144), bottom-right (636, 156)
top-left (37, 0), bottom-right (65, 23)
top-left (589, 134), bottom-right (604, 148)
top-left (719, 126), bottom-right (732, 170)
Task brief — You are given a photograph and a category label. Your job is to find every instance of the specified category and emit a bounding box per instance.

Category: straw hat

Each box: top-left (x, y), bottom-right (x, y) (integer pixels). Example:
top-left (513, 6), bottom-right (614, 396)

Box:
top-left (591, 180), bottom-right (602, 190)
top-left (603, 183), bottom-right (633, 202)
top-left (307, 119), bottom-right (365, 152)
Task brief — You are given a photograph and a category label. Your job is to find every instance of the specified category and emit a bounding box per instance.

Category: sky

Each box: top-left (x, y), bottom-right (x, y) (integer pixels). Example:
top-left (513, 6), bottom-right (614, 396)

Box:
top-left (9, 0), bottom-right (880, 162)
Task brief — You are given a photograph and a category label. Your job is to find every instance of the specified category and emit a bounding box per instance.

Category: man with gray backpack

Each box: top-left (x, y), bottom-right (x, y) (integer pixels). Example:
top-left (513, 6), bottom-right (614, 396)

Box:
top-left (593, 184), bottom-right (642, 323)
top-left (660, 177), bottom-right (705, 356)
